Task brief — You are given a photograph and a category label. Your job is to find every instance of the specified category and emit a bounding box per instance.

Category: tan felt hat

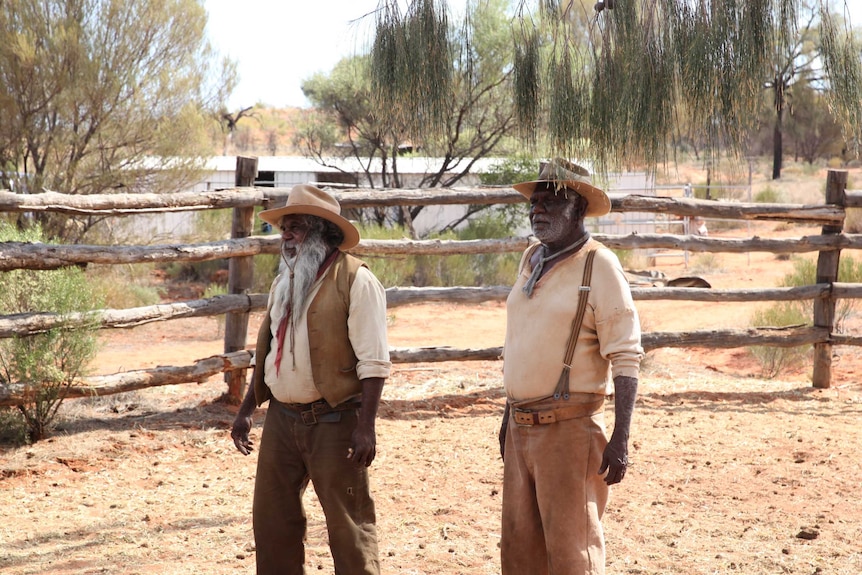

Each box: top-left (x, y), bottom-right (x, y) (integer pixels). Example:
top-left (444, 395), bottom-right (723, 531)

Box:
top-left (513, 158), bottom-right (611, 217)
top-left (258, 184), bottom-right (360, 250)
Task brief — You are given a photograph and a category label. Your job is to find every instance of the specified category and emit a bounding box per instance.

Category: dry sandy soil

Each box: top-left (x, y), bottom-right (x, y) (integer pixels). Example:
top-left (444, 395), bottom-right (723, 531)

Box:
top-left (2, 165), bottom-right (862, 575)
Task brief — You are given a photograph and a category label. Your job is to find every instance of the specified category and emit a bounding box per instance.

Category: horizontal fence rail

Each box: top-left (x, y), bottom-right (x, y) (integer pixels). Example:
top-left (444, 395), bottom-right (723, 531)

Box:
top-left (4, 187), bottom-right (862, 222)
top-left (0, 326), bottom-right (834, 406)
top-left (0, 165), bottom-right (859, 403)
top-left (5, 234), bottom-right (862, 271)
top-left (7, 283), bottom-right (862, 338)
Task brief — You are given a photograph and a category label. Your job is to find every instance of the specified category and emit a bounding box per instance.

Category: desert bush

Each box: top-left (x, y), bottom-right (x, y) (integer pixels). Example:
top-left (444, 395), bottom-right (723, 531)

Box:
top-left (747, 254), bottom-right (862, 377)
top-left (844, 208), bottom-right (862, 233)
top-left (827, 156), bottom-right (844, 169)
top-left (748, 303), bottom-right (810, 378)
top-left (87, 264), bottom-right (163, 308)
top-left (778, 255), bottom-right (862, 332)
top-left (754, 186), bottom-right (782, 203)
top-left (357, 224), bottom-right (418, 286)
top-left (477, 155), bottom-right (537, 186)
top-left (156, 207), bottom-right (239, 286)
top-left (0, 407), bottom-right (29, 446)
top-left (359, 215), bottom-right (521, 288)
top-left (613, 249), bottom-right (650, 270)
top-left (690, 253), bottom-right (724, 274)
top-left (0, 223), bottom-right (103, 441)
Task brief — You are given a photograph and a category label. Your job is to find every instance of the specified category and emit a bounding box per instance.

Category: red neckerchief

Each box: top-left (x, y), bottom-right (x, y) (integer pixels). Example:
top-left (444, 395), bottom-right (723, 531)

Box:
top-left (274, 249), bottom-right (340, 376)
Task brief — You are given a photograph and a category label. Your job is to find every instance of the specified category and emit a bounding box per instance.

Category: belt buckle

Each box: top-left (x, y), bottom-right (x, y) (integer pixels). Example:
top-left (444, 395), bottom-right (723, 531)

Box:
top-left (301, 409), bottom-right (317, 425)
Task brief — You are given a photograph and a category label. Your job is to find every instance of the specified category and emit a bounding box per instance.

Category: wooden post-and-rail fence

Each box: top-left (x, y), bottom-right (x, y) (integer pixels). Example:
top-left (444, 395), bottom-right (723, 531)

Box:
top-left (1, 157), bottom-right (861, 407)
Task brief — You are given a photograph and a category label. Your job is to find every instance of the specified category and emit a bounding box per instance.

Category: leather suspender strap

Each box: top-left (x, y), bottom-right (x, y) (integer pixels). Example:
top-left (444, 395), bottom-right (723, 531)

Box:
top-left (553, 248), bottom-right (598, 400)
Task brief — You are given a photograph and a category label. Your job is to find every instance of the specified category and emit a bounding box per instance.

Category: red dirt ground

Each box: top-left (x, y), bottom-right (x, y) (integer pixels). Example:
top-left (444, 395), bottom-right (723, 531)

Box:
top-left (2, 221), bottom-right (862, 574)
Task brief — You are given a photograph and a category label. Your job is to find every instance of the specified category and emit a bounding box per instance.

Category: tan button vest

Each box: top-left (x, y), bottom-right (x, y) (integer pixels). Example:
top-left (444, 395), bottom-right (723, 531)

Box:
top-left (253, 252), bottom-right (366, 407)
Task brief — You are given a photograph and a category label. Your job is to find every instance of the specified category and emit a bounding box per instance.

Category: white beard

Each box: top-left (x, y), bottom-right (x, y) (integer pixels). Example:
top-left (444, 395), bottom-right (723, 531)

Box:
top-left (272, 232), bottom-right (329, 317)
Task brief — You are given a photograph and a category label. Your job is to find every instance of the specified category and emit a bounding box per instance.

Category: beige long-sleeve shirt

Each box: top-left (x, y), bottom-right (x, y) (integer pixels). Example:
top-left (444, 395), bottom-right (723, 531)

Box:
top-left (263, 265), bottom-right (391, 404)
top-left (503, 238), bottom-right (643, 400)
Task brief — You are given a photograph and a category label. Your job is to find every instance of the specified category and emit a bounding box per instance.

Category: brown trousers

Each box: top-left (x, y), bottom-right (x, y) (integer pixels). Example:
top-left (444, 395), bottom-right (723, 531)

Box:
top-left (501, 395), bottom-right (609, 575)
top-left (253, 401), bottom-right (379, 575)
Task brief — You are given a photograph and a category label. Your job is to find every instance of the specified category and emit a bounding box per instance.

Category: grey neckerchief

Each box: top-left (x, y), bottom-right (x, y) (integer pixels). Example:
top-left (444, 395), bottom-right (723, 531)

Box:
top-left (522, 232), bottom-right (591, 298)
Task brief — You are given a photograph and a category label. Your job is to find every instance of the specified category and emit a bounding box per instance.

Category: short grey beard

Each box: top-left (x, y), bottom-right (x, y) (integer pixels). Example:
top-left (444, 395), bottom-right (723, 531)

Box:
top-left (273, 231), bottom-right (329, 317)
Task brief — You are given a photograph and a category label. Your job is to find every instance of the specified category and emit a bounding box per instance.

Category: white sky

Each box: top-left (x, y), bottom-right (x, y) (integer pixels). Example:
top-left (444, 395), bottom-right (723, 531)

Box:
top-left (204, 0), bottom-right (862, 111)
top-left (204, 0), bottom-right (468, 110)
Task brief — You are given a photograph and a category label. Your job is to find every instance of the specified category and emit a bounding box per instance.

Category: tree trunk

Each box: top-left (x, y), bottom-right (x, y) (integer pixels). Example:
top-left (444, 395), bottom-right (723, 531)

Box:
top-left (772, 107), bottom-right (784, 180)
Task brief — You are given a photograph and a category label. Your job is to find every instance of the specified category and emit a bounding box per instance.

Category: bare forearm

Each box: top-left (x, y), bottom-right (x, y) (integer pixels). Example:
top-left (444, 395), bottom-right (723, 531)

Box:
top-left (358, 377), bottom-right (385, 429)
top-left (611, 375), bottom-right (638, 440)
top-left (236, 381), bottom-right (257, 419)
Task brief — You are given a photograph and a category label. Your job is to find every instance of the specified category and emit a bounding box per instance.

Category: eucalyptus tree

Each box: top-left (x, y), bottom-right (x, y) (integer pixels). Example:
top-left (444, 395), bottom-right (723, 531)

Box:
top-left (785, 83), bottom-right (844, 164)
top-left (0, 0), bottom-right (236, 242)
top-left (299, 56), bottom-right (400, 193)
top-left (764, 1), bottom-right (829, 179)
top-left (369, 0), bottom-right (862, 176)
top-left (300, 0), bottom-right (518, 202)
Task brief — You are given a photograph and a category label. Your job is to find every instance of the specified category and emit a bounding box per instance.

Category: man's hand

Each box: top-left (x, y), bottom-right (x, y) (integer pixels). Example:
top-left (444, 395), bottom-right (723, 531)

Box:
top-left (348, 423), bottom-right (376, 467)
top-left (230, 383), bottom-right (258, 456)
top-left (598, 433), bottom-right (628, 485)
top-left (231, 414), bottom-right (254, 456)
top-left (349, 377), bottom-right (385, 467)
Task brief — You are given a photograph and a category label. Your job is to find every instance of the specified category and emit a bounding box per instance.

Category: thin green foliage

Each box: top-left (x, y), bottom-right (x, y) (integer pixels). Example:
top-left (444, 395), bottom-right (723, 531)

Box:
top-left (748, 253), bottom-right (862, 378)
top-left (0, 407), bottom-right (29, 446)
top-left (87, 264), bottom-right (163, 309)
top-left (366, 1), bottom-right (862, 176)
top-left (371, 0), bottom-right (452, 138)
top-left (754, 186), bottom-right (782, 203)
top-left (358, 216), bottom-right (521, 288)
top-left (820, 4), bottom-right (862, 157)
top-left (778, 255), bottom-right (862, 332)
top-left (513, 27), bottom-right (541, 145)
top-left (749, 302), bottom-right (810, 378)
top-left (0, 223), bottom-right (103, 441)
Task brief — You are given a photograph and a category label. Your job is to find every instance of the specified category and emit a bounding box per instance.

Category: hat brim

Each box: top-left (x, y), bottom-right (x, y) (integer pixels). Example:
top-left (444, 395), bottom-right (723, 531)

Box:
top-left (512, 179), bottom-right (611, 217)
top-left (258, 204), bottom-right (361, 250)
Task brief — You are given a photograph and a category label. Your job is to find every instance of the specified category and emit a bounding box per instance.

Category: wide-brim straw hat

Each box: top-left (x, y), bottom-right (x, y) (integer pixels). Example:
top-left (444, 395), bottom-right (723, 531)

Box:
top-left (512, 158), bottom-right (611, 217)
top-left (258, 184), bottom-right (360, 250)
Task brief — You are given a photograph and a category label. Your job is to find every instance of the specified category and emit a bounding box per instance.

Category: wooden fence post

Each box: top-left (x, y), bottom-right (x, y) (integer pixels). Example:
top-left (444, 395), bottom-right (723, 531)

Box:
top-left (812, 169), bottom-right (847, 388)
top-left (224, 156), bottom-right (258, 402)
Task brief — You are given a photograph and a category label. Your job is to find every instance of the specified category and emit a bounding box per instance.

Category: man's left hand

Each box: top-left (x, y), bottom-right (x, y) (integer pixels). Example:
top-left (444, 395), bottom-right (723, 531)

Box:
top-left (348, 424), bottom-right (376, 467)
top-left (598, 435), bottom-right (629, 485)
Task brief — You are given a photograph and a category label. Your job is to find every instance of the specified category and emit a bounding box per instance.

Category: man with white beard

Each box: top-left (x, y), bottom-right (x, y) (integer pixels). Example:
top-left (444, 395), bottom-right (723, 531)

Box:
top-left (231, 184), bottom-right (391, 575)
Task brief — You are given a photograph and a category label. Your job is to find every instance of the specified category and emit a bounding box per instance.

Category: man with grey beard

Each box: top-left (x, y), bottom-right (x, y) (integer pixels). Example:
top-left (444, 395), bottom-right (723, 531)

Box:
top-left (231, 184), bottom-right (390, 575)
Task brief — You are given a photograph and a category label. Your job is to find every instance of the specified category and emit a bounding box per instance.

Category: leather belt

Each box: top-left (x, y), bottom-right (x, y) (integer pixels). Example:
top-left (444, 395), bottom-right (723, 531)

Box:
top-left (274, 398), bottom-right (361, 425)
top-left (512, 398), bottom-right (604, 426)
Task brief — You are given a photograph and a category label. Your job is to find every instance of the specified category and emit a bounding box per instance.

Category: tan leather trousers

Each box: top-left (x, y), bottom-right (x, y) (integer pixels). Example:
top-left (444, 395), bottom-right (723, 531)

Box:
top-left (501, 395), bottom-right (609, 575)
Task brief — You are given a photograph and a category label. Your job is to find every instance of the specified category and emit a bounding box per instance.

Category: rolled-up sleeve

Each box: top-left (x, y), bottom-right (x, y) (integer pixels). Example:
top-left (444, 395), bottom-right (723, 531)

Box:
top-left (594, 252), bottom-right (644, 380)
top-left (348, 267), bottom-right (392, 380)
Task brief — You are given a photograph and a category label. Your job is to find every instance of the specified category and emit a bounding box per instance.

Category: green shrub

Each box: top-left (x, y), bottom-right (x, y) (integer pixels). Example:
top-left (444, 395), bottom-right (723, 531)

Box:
top-left (358, 215), bottom-right (521, 288)
top-left (0, 407), bottom-right (29, 446)
top-left (87, 264), bottom-right (163, 308)
top-left (612, 249), bottom-right (649, 270)
top-left (478, 156), bottom-right (537, 186)
top-left (0, 223), bottom-right (103, 441)
top-left (844, 208), bottom-right (862, 233)
top-left (690, 253), bottom-right (724, 274)
top-left (778, 255), bottom-right (862, 332)
top-left (754, 187), bottom-right (782, 203)
top-left (253, 253), bottom-right (282, 293)
top-left (356, 224), bottom-right (419, 286)
top-left (748, 303), bottom-right (810, 378)
top-left (747, 254), bottom-right (862, 378)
